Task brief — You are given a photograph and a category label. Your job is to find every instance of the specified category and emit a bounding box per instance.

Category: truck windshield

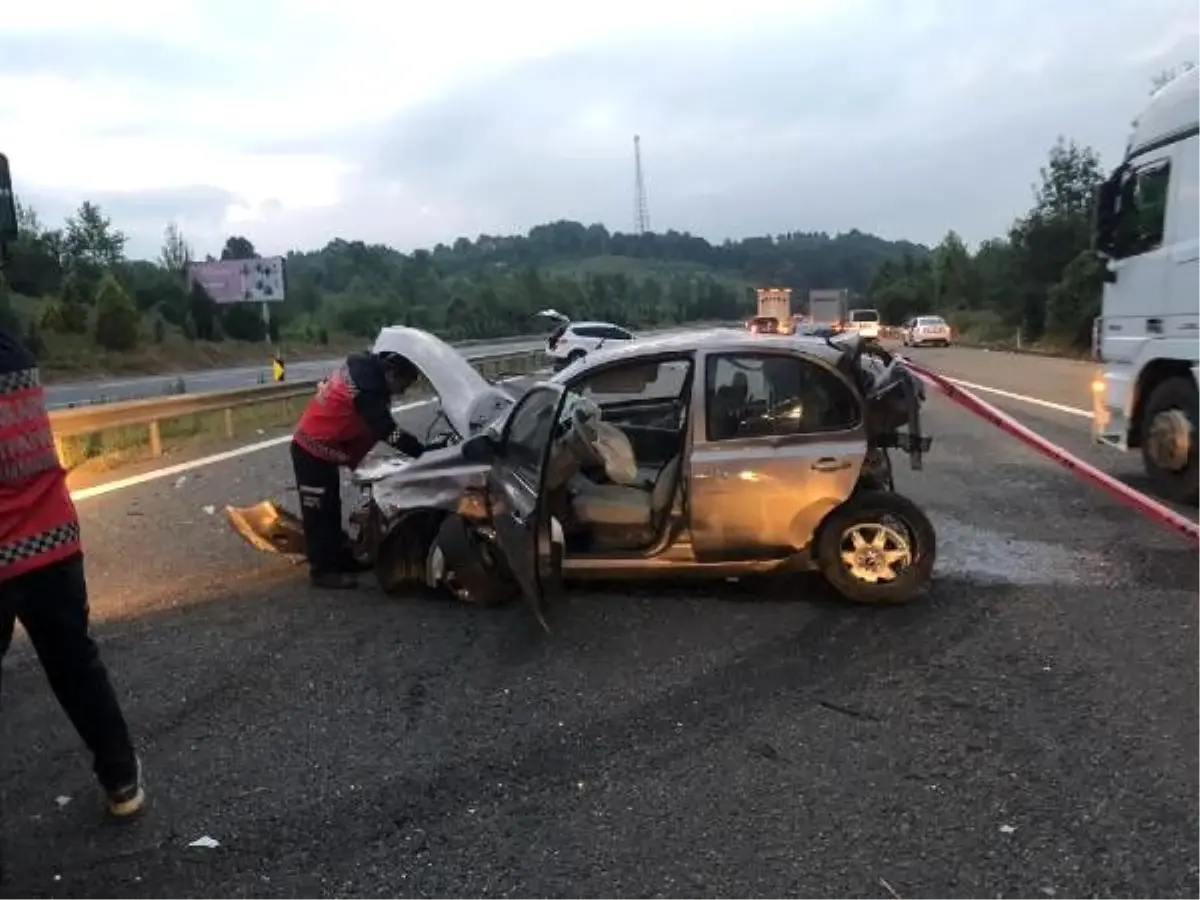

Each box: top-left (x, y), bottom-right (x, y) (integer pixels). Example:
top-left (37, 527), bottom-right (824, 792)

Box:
top-left (850, 310), bottom-right (879, 323)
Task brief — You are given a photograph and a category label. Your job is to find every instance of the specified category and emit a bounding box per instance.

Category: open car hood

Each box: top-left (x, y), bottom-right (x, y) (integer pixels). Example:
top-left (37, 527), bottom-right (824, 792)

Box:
top-left (371, 325), bottom-right (516, 441)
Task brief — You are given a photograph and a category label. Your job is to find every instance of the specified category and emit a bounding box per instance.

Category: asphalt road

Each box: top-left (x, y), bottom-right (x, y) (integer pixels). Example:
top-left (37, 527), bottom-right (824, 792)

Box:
top-left (2, 348), bottom-right (1197, 898)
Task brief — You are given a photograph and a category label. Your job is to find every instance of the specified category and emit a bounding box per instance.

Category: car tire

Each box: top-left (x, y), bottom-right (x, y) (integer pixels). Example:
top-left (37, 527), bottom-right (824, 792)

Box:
top-left (815, 491), bottom-right (936, 605)
top-left (431, 514), bottom-right (516, 606)
top-left (1140, 376), bottom-right (1199, 506)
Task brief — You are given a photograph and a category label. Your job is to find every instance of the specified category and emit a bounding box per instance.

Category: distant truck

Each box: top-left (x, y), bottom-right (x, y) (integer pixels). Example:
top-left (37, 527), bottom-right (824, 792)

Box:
top-left (809, 288), bottom-right (850, 330)
top-left (755, 287), bottom-right (793, 333)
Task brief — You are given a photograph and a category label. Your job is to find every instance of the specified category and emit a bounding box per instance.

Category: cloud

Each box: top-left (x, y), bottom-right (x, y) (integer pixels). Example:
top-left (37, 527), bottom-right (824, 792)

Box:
top-left (0, 0), bottom-right (1196, 259)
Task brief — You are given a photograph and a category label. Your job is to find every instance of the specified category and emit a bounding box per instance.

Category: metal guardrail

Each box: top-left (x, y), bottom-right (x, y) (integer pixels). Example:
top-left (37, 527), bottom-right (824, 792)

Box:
top-left (49, 349), bottom-right (548, 460)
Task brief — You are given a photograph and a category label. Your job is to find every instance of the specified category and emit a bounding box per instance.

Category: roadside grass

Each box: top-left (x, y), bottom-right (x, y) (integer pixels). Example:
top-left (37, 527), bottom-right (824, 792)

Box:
top-left (58, 381), bottom-right (442, 487)
top-left (945, 309), bottom-right (1091, 360)
top-left (59, 394), bottom-right (315, 479)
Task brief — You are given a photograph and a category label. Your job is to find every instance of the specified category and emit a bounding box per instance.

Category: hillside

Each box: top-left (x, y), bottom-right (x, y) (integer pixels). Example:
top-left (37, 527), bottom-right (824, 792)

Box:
top-left (0, 209), bottom-right (928, 379)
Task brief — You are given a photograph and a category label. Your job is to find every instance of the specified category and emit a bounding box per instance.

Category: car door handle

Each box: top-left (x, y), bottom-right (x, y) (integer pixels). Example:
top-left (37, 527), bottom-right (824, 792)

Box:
top-left (811, 457), bottom-right (851, 472)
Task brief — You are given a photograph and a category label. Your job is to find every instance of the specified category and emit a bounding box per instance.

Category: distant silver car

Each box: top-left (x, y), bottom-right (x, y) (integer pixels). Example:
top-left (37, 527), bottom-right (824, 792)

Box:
top-left (229, 326), bottom-right (937, 624)
top-left (901, 316), bottom-right (953, 348)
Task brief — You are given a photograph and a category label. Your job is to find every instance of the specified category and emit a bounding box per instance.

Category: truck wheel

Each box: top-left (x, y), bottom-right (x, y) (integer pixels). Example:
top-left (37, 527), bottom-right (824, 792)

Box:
top-left (815, 491), bottom-right (936, 605)
top-left (1140, 376), bottom-right (1199, 506)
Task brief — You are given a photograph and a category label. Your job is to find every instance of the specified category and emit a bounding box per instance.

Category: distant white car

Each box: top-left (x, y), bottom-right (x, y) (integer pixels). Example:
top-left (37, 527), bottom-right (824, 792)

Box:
top-left (901, 315), bottom-right (953, 348)
top-left (538, 310), bottom-right (636, 370)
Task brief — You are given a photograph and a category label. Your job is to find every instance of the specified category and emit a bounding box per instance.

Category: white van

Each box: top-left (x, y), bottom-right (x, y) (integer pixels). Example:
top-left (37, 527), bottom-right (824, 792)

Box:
top-left (847, 308), bottom-right (881, 340)
top-left (1092, 65), bottom-right (1199, 505)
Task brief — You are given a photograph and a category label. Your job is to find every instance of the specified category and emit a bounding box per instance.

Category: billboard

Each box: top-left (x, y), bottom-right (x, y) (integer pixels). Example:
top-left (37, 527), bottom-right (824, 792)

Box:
top-left (187, 256), bottom-right (286, 304)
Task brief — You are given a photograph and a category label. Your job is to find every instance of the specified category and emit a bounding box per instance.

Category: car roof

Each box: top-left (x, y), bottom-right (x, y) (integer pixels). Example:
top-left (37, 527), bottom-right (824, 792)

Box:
top-left (567, 320), bottom-right (628, 330)
top-left (550, 328), bottom-right (846, 376)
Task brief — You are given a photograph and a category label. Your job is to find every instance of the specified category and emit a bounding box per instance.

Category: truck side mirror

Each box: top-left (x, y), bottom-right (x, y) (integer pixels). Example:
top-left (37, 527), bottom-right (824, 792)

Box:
top-left (0, 154), bottom-right (17, 267)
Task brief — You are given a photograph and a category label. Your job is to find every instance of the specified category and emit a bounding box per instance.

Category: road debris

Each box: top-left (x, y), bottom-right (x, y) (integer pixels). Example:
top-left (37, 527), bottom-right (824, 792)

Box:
top-left (879, 875), bottom-right (902, 898)
top-left (187, 835), bottom-right (220, 849)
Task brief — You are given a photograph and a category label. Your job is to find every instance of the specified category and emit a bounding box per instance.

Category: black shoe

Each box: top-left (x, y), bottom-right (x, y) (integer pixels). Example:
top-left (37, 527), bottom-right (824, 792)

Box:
top-left (311, 571), bottom-right (358, 589)
top-left (105, 757), bottom-right (146, 819)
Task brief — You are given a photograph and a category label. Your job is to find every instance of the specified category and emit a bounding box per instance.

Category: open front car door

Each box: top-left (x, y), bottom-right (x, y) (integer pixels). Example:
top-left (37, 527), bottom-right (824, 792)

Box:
top-left (487, 383), bottom-right (569, 631)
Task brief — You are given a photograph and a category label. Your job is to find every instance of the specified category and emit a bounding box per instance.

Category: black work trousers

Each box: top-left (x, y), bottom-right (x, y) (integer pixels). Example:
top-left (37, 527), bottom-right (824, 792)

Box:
top-left (0, 552), bottom-right (137, 791)
top-left (290, 441), bottom-right (354, 575)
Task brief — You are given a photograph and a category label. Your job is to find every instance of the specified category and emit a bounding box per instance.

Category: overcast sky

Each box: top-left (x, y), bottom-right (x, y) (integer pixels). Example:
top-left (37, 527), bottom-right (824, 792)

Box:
top-left (1, 0), bottom-right (1196, 260)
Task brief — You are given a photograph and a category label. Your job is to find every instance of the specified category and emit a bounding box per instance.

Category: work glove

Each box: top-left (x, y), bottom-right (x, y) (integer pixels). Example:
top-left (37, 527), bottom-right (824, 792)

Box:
top-left (387, 429), bottom-right (424, 459)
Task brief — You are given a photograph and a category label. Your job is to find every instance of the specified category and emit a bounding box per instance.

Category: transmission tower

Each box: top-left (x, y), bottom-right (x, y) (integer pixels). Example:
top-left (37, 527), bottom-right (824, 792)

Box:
top-left (633, 134), bottom-right (650, 235)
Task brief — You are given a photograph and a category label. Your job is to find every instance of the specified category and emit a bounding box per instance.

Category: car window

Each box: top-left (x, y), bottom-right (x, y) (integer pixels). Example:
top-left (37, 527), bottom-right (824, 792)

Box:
top-left (918, 317), bottom-right (946, 326)
top-left (602, 326), bottom-right (633, 340)
top-left (571, 325), bottom-right (604, 339)
top-left (850, 310), bottom-right (879, 323)
top-left (1113, 160), bottom-right (1171, 259)
top-left (570, 358), bottom-right (692, 424)
top-left (502, 386), bottom-right (561, 481)
top-left (704, 353), bottom-right (860, 441)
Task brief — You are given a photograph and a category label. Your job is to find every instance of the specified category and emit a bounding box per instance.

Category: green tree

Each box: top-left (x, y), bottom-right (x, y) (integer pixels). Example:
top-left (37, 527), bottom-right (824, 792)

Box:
top-left (64, 201), bottom-right (126, 271)
top-left (94, 273), bottom-right (140, 351)
top-left (159, 221), bottom-right (193, 273)
top-left (221, 235), bottom-right (258, 261)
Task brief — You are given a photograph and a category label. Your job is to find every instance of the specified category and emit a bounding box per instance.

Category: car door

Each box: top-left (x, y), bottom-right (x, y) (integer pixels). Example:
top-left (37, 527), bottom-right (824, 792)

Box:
top-left (689, 350), bottom-right (867, 560)
top-left (487, 383), bottom-right (570, 630)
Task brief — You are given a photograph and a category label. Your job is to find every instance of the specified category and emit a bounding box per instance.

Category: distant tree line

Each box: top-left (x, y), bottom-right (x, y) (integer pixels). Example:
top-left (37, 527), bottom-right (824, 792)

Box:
top-left (0, 199), bottom-right (922, 354)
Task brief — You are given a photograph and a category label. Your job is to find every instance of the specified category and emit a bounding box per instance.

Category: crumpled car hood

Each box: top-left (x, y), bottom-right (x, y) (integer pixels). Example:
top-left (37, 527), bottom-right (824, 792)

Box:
top-left (354, 444), bottom-right (490, 519)
top-left (372, 325), bottom-right (517, 440)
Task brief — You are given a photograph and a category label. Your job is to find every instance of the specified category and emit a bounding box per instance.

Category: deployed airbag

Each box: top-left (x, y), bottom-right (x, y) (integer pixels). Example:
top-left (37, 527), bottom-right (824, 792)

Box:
top-left (594, 421), bottom-right (639, 485)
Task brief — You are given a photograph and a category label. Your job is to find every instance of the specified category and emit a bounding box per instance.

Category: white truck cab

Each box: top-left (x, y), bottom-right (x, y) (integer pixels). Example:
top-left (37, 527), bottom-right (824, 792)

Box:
top-left (1092, 65), bottom-right (1199, 505)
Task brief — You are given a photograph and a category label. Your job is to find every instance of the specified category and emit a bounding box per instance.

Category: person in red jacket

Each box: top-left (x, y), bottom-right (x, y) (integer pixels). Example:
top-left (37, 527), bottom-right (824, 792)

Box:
top-left (0, 327), bottom-right (144, 819)
top-left (292, 349), bottom-right (425, 588)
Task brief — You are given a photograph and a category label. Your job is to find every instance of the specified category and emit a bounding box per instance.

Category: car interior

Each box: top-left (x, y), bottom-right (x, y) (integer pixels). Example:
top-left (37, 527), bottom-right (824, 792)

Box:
top-left (545, 358), bottom-right (693, 554)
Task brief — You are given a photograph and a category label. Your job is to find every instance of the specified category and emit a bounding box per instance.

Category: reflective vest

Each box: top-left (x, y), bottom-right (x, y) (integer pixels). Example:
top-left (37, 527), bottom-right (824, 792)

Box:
top-left (0, 362), bottom-right (81, 583)
top-left (293, 363), bottom-right (376, 468)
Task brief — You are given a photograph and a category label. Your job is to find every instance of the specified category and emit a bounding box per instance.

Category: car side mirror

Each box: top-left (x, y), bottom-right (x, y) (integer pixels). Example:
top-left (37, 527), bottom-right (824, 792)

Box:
top-left (461, 432), bottom-right (499, 463)
top-left (0, 154), bottom-right (17, 267)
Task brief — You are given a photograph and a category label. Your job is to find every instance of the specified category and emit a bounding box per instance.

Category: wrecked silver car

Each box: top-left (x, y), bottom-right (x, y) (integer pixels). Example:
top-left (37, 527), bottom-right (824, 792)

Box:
top-left (228, 326), bottom-right (936, 623)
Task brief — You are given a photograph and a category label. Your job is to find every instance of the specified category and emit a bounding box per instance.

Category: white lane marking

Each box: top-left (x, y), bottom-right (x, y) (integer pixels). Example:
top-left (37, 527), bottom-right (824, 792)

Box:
top-left (69, 399), bottom-right (433, 502)
top-left (941, 377), bottom-right (1091, 419)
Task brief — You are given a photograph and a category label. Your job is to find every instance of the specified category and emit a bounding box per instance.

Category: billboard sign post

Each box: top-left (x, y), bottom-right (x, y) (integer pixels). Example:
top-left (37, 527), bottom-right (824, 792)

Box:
top-left (186, 255), bottom-right (287, 355)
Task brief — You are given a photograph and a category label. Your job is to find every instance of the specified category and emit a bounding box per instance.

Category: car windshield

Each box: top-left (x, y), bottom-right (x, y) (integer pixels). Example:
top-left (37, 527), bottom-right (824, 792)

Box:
top-left (918, 317), bottom-right (946, 326)
top-left (850, 310), bottom-right (879, 323)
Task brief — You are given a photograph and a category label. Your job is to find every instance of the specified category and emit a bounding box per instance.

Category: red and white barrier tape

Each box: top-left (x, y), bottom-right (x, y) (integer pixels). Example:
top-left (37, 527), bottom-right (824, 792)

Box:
top-left (902, 357), bottom-right (1200, 547)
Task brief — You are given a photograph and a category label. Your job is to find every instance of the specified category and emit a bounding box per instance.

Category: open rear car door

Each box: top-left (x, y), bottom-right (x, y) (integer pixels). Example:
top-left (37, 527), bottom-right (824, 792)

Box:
top-left (486, 383), bottom-right (569, 631)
